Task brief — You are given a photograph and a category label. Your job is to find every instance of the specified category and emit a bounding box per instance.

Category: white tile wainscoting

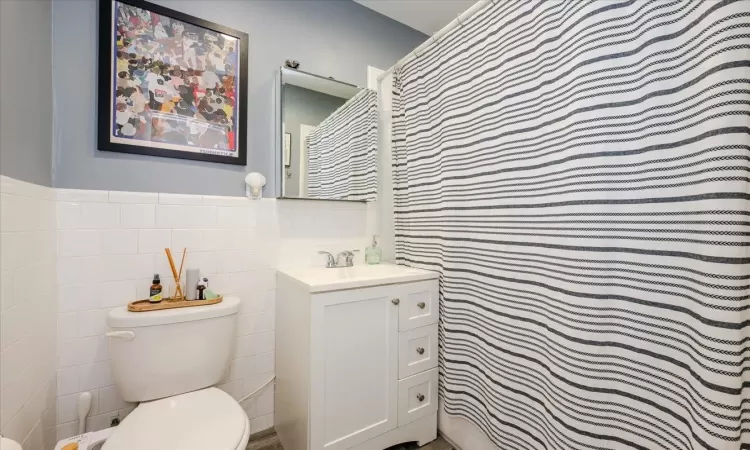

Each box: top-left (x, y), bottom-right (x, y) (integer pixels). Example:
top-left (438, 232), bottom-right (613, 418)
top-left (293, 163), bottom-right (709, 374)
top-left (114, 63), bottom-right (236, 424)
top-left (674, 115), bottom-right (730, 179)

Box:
top-left (0, 177), bottom-right (58, 450)
top-left (1, 176), bottom-right (379, 448)
top-left (54, 189), bottom-right (377, 442)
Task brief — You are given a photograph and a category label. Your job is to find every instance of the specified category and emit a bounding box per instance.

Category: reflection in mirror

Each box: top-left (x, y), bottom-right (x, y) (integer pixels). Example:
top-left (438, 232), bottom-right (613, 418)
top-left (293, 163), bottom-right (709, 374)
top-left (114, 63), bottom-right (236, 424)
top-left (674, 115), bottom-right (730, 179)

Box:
top-left (279, 67), bottom-right (377, 202)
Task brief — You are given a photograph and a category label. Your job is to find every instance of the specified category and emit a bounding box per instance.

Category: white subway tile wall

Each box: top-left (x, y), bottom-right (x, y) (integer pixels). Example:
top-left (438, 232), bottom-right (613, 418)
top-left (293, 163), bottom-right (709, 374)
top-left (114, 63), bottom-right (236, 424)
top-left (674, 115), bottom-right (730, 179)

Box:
top-left (53, 189), bottom-right (378, 441)
top-left (0, 176), bottom-right (58, 450)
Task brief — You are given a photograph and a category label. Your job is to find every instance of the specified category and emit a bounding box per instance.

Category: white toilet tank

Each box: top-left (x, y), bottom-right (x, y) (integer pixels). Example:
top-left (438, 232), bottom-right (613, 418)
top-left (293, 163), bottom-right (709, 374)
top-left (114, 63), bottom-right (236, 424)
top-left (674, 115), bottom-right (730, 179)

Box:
top-left (106, 297), bottom-right (240, 402)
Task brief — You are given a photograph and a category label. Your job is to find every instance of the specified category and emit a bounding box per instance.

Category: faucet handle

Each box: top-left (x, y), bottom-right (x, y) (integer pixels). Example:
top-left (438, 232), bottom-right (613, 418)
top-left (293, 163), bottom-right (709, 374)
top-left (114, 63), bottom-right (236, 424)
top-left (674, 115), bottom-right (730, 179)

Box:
top-left (341, 249), bottom-right (359, 267)
top-left (318, 251), bottom-right (336, 268)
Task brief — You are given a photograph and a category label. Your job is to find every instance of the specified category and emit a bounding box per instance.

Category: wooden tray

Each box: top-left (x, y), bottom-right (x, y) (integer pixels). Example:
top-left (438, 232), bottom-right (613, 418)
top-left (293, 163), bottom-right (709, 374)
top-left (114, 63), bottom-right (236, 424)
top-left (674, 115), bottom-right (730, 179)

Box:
top-left (128, 296), bottom-right (223, 312)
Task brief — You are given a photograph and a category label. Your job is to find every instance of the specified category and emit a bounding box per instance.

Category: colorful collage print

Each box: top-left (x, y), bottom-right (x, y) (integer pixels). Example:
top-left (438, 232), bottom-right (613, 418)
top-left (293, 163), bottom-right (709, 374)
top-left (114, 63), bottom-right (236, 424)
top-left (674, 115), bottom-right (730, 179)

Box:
top-left (112, 2), bottom-right (240, 156)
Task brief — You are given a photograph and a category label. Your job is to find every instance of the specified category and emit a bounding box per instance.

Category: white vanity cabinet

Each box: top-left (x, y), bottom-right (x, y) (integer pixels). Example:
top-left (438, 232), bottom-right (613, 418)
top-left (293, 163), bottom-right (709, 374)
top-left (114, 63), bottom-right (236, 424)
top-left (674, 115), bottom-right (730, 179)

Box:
top-left (275, 265), bottom-right (440, 450)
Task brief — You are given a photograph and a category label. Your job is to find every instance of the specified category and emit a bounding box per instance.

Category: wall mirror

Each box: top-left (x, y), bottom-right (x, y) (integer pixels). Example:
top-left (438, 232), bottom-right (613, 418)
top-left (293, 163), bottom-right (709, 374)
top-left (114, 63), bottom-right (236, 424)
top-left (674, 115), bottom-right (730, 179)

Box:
top-left (277, 67), bottom-right (377, 202)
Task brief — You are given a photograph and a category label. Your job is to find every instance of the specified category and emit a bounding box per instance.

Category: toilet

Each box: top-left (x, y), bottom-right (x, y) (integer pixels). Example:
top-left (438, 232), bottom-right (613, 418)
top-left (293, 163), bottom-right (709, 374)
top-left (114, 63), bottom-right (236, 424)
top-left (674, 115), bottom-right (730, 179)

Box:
top-left (102, 296), bottom-right (248, 450)
top-left (0, 435), bottom-right (22, 450)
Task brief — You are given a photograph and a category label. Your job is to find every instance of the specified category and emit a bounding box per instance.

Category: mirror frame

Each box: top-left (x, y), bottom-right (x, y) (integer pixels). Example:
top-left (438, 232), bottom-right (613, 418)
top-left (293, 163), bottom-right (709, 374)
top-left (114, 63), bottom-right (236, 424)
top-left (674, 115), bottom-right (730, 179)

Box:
top-left (275, 67), bottom-right (370, 203)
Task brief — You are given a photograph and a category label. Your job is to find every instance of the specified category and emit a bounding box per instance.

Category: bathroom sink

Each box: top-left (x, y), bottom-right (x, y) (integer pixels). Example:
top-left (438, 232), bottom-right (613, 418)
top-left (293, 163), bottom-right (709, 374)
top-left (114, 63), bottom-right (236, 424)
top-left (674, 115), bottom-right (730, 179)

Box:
top-left (277, 263), bottom-right (438, 293)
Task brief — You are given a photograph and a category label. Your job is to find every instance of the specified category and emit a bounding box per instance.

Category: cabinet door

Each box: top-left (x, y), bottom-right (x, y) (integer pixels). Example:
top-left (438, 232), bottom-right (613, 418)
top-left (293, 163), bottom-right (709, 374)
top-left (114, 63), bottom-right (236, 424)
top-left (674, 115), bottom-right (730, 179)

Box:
top-left (398, 280), bottom-right (439, 331)
top-left (310, 285), bottom-right (400, 450)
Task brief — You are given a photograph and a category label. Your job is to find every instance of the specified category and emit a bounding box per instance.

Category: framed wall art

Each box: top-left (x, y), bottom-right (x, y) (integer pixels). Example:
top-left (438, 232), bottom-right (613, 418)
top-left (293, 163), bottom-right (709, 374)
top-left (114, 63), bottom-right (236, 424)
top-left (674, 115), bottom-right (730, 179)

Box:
top-left (98, 0), bottom-right (249, 165)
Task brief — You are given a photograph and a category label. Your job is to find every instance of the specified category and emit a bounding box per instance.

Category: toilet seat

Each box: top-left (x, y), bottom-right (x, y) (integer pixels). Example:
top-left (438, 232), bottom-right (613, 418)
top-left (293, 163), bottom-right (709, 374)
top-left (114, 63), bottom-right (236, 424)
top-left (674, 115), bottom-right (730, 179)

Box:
top-left (102, 387), bottom-right (249, 450)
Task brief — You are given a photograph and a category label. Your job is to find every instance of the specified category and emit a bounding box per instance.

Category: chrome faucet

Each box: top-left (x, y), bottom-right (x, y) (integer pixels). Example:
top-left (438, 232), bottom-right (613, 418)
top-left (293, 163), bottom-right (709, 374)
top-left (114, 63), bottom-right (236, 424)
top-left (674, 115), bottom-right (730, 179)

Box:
top-left (318, 250), bottom-right (359, 268)
top-left (318, 251), bottom-right (336, 268)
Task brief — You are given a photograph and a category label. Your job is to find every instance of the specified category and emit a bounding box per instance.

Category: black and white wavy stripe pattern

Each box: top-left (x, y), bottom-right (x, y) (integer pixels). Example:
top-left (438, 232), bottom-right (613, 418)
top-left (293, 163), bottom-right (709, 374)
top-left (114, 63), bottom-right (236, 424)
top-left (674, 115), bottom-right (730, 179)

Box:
top-left (306, 89), bottom-right (377, 201)
top-left (392, 1), bottom-right (750, 449)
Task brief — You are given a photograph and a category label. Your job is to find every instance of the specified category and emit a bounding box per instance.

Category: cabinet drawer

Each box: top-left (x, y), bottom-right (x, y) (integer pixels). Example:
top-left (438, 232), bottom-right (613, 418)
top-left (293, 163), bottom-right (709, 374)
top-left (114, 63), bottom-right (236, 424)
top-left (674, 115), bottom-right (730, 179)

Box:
top-left (398, 324), bottom-right (438, 379)
top-left (398, 280), bottom-right (438, 331)
top-left (397, 368), bottom-right (438, 427)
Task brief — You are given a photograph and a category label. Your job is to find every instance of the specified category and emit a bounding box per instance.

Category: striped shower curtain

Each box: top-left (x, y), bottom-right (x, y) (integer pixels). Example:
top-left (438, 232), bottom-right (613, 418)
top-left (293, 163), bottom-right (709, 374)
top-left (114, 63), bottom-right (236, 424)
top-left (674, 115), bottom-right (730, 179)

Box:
top-left (307, 89), bottom-right (377, 201)
top-left (392, 1), bottom-right (750, 449)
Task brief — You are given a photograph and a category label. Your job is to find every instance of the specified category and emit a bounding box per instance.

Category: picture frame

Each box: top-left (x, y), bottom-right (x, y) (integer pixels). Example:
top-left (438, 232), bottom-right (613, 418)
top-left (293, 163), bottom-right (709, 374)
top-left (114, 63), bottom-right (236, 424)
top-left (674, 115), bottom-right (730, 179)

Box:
top-left (98, 0), bottom-right (249, 165)
top-left (284, 132), bottom-right (292, 167)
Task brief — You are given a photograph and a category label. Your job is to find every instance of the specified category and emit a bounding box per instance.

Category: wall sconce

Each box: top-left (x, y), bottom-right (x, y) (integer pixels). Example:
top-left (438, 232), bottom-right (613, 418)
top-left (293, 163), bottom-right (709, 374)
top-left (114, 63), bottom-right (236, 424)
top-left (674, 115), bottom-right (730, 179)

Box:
top-left (245, 172), bottom-right (266, 199)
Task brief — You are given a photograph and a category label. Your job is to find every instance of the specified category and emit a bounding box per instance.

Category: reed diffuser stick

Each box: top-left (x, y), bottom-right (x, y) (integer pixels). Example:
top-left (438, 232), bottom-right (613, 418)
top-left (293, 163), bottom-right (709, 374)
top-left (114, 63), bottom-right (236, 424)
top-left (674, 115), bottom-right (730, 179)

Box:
top-left (164, 248), bottom-right (184, 299)
top-left (176, 248), bottom-right (187, 299)
top-left (178, 248), bottom-right (187, 280)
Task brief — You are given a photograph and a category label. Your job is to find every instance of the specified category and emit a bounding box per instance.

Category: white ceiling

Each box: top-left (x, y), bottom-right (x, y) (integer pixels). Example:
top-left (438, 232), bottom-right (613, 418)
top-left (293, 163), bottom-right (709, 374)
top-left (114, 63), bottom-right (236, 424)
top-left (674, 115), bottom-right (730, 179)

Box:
top-left (355, 0), bottom-right (477, 35)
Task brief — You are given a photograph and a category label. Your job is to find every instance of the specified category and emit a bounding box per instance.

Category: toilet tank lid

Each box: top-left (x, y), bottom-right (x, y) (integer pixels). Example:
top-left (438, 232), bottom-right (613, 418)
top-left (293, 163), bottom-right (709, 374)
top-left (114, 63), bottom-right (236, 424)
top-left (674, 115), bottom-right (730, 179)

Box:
top-left (107, 296), bottom-right (240, 328)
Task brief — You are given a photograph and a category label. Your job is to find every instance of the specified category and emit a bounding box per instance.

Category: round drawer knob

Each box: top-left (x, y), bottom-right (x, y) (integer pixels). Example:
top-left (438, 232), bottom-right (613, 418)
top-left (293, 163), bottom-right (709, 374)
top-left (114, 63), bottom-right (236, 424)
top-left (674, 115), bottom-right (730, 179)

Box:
top-left (416, 347), bottom-right (425, 355)
top-left (392, 298), bottom-right (400, 305)
top-left (417, 302), bottom-right (426, 309)
top-left (416, 393), bottom-right (425, 402)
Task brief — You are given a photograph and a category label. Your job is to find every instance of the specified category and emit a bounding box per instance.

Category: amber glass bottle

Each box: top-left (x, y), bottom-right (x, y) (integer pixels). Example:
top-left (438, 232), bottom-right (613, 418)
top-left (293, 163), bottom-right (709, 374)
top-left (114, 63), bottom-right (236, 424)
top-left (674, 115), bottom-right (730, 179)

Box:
top-left (149, 274), bottom-right (163, 303)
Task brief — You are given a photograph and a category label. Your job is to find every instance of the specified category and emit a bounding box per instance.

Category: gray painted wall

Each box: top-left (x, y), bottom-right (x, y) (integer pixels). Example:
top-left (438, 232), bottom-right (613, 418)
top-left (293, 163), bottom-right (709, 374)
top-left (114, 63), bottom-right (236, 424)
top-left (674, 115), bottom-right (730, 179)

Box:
top-left (283, 85), bottom-right (347, 197)
top-left (52, 0), bottom-right (426, 196)
top-left (1, 0), bottom-right (53, 187)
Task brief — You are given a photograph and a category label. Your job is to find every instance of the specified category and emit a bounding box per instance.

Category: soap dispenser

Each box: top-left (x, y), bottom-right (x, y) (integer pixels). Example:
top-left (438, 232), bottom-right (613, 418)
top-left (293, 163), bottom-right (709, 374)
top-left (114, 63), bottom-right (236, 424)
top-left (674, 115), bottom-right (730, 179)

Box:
top-left (365, 235), bottom-right (382, 265)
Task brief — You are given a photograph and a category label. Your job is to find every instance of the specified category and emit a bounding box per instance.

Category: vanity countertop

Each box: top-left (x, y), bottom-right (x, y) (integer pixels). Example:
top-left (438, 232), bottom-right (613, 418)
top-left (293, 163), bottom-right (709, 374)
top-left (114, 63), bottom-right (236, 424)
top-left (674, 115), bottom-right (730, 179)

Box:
top-left (277, 263), bottom-right (439, 293)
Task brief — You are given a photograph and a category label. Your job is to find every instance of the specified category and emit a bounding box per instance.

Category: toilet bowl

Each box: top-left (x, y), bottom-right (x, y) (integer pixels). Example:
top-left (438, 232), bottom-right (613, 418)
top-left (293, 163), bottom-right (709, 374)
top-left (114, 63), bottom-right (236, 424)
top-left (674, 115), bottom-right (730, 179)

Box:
top-left (104, 296), bottom-right (248, 450)
top-left (102, 388), bottom-right (249, 450)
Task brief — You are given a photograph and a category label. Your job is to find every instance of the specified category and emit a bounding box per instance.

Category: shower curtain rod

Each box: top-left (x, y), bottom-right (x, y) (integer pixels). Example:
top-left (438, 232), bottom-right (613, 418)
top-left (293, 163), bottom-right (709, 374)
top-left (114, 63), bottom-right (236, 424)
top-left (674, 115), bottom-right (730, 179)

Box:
top-left (376, 0), bottom-right (494, 82)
